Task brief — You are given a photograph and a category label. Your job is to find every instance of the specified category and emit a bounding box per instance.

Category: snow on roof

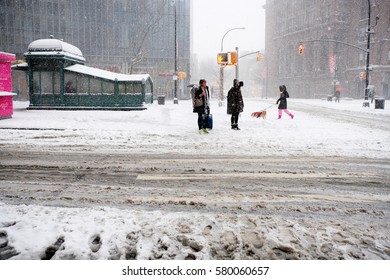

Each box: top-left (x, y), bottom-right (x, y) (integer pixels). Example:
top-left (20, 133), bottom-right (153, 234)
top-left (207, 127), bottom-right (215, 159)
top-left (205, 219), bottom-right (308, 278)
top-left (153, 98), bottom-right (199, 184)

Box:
top-left (65, 64), bottom-right (151, 83)
top-left (27, 39), bottom-right (85, 61)
top-left (0, 52), bottom-right (16, 61)
top-left (0, 92), bottom-right (17, 96)
top-left (11, 62), bottom-right (28, 70)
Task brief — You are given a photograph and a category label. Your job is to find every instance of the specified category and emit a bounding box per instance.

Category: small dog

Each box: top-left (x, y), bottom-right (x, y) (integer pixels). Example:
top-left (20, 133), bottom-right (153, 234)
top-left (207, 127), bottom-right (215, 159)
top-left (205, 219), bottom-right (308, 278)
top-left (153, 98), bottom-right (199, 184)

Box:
top-left (251, 110), bottom-right (267, 119)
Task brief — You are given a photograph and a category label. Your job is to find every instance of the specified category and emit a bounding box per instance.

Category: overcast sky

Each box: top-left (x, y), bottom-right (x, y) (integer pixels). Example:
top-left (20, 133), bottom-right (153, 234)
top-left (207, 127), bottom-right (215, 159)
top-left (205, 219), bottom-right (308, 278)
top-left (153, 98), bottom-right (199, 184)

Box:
top-left (192, 0), bottom-right (266, 60)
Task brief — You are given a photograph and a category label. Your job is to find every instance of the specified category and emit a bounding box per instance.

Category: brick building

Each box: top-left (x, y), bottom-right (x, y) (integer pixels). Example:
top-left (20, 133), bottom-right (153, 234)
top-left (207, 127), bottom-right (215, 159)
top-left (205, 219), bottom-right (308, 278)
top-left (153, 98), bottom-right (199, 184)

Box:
top-left (264, 0), bottom-right (390, 99)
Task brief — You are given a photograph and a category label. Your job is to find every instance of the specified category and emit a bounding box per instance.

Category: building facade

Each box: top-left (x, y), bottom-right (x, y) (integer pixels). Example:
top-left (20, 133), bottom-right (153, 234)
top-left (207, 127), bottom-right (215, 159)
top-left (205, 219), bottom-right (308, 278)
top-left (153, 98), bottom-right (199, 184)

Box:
top-left (0, 0), bottom-right (192, 100)
top-left (264, 0), bottom-right (390, 99)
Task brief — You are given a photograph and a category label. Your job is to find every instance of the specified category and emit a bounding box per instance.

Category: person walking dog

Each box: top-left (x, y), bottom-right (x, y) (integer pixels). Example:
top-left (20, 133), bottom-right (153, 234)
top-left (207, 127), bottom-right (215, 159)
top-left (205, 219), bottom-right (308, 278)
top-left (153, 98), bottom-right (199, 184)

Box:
top-left (276, 85), bottom-right (294, 119)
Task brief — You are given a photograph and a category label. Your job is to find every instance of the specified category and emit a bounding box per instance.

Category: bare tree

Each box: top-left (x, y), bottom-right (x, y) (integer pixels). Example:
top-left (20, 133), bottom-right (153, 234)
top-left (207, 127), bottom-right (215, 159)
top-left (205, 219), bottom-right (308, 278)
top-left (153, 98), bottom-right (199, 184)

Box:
top-left (128, 0), bottom-right (168, 74)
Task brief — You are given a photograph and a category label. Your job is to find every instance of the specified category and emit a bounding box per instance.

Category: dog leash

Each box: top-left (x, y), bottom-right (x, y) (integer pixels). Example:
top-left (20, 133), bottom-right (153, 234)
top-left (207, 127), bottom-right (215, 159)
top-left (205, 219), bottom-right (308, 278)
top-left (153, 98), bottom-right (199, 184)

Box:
top-left (262, 104), bottom-right (275, 111)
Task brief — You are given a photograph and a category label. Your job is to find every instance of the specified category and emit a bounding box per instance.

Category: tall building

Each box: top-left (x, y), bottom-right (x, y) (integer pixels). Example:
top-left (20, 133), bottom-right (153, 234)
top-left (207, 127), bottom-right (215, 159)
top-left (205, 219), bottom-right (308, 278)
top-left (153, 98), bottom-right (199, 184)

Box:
top-left (264, 0), bottom-right (390, 99)
top-left (0, 0), bottom-right (192, 100)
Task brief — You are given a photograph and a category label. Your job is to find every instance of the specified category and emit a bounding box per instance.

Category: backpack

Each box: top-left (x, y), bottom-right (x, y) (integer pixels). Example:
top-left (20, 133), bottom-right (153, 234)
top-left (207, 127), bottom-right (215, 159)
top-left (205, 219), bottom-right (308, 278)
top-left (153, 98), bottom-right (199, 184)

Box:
top-left (190, 84), bottom-right (200, 108)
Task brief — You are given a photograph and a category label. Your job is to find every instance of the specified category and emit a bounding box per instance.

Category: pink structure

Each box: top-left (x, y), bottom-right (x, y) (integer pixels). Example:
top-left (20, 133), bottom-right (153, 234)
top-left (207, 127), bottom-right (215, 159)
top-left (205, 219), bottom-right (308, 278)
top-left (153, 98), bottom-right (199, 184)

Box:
top-left (0, 52), bottom-right (16, 119)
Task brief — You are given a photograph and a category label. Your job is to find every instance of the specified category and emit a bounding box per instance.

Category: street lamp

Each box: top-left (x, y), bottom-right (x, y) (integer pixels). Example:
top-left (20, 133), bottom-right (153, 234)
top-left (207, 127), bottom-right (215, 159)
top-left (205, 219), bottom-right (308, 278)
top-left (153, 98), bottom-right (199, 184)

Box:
top-left (219, 27), bottom-right (245, 106)
top-left (221, 27), bottom-right (246, 52)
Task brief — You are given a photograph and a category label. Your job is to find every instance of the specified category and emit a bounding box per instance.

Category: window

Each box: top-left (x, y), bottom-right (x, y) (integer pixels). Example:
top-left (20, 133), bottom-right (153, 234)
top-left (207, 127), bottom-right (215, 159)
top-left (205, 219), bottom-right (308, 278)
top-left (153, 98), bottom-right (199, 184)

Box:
top-left (41, 72), bottom-right (57, 94)
top-left (90, 79), bottom-right (102, 95)
top-left (64, 73), bottom-right (77, 94)
top-left (78, 76), bottom-right (89, 94)
top-left (102, 81), bottom-right (114, 95)
top-left (145, 81), bottom-right (152, 94)
top-left (125, 83), bottom-right (142, 95)
top-left (32, 72), bottom-right (40, 94)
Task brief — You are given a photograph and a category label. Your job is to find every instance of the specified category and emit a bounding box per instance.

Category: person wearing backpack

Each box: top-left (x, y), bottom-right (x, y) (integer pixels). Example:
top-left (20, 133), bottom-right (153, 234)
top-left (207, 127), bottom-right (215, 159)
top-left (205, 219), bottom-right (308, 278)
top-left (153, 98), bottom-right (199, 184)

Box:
top-left (276, 85), bottom-right (294, 119)
top-left (193, 79), bottom-right (210, 134)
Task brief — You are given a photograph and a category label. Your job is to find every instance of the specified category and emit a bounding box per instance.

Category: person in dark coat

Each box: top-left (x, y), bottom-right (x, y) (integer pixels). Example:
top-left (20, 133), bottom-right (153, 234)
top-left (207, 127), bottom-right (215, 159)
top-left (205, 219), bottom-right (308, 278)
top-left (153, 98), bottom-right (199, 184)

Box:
top-left (276, 85), bottom-right (294, 119)
top-left (227, 79), bottom-right (244, 130)
top-left (334, 90), bottom-right (341, 103)
top-left (193, 79), bottom-right (210, 134)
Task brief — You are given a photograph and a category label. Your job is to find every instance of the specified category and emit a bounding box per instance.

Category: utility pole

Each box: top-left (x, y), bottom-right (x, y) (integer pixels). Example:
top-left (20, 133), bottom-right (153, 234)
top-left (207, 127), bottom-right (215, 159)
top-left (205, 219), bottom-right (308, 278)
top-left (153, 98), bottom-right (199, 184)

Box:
top-left (235, 47), bottom-right (239, 79)
top-left (365, 0), bottom-right (371, 100)
top-left (171, 0), bottom-right (178, 104)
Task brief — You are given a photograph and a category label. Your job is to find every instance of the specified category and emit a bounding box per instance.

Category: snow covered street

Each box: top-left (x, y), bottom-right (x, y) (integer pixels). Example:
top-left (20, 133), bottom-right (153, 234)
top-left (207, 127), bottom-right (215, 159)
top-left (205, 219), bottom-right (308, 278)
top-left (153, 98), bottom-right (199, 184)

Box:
top-left (0, 98), bottom-right (390, 260)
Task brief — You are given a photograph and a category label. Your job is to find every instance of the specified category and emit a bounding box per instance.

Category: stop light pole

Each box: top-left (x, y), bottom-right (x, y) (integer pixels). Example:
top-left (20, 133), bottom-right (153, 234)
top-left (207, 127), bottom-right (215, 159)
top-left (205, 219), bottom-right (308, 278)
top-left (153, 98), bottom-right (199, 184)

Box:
top-left (219, 27), bottom-right (245, 106)
top-left (235, 47), bottom-right (239, 80)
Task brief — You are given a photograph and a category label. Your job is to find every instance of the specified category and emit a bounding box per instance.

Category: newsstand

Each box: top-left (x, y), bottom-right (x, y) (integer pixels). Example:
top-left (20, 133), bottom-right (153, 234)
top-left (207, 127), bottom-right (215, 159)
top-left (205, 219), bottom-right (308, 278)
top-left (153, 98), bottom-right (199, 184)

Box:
top-left (0, 52), bottom-right (16, 119)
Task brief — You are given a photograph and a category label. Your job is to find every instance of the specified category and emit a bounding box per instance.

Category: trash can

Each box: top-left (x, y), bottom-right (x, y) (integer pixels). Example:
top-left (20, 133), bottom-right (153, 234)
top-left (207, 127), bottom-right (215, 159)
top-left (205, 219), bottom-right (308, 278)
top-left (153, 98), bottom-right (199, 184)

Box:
top-left (327, 95), bottom-right (333, 101)
top-left (157, 95), bottom-right (165, 105)
top-left (374, 97), bottom-right (385, 109)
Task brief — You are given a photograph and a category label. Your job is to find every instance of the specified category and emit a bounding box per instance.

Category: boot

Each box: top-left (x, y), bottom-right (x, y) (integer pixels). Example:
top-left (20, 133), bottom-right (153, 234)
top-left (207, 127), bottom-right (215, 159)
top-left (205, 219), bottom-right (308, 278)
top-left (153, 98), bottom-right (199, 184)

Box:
top-left (232, 124), bottom-right (239, 130)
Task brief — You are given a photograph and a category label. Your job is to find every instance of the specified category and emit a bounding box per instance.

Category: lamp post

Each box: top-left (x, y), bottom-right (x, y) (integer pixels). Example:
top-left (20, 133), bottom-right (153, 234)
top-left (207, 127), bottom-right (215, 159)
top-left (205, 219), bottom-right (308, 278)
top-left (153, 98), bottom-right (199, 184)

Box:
top-left (219, 27), bottom-right (245, 106)
top-left (171, 0), bottom-right (178, 104)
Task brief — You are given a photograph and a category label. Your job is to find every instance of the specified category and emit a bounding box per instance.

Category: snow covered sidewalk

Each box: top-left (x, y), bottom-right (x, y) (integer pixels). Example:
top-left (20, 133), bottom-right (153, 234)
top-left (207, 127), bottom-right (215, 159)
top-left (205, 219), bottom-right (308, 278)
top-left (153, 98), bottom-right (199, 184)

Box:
top-left (1, 98), bottom-right (390, 159)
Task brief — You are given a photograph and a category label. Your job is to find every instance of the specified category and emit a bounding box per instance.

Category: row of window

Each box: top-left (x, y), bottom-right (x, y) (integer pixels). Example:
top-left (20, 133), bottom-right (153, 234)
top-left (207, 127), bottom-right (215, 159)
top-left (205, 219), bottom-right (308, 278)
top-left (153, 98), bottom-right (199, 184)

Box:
top-left (31, 71), bottom-right (145, 95)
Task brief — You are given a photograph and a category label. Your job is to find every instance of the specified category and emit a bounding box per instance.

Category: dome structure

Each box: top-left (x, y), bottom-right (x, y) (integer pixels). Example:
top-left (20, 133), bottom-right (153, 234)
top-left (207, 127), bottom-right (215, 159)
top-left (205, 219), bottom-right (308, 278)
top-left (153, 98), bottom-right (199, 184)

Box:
top-left (27, 38), bottom-right (85, 62)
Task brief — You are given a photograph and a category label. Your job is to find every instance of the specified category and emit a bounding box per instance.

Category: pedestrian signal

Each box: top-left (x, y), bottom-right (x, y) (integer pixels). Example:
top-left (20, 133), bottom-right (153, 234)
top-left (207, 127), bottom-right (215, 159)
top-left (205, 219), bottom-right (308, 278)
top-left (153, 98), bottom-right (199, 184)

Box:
top-left (217, 53), bottom-right (229, 65)
top-left (298, 44), bottom-right (304, 55)
top-left (360, 72), bottom-right (366, 81)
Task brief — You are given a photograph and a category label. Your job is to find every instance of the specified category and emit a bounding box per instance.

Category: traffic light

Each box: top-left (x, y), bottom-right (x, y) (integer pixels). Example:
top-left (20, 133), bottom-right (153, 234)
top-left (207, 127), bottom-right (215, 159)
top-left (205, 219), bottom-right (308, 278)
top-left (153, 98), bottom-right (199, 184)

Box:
top-left (217, 52), bottom-right (237, 65)
top-left (256, 53), bottom-right (263, 62)
top-left (177, 72), bottom-right (187, 79)
top-left (298, 44), bottom-right (304, 55)
top-left (217, 53), bottom-right (229, 65)
top-left (230, 52), bottom-right (237, 65)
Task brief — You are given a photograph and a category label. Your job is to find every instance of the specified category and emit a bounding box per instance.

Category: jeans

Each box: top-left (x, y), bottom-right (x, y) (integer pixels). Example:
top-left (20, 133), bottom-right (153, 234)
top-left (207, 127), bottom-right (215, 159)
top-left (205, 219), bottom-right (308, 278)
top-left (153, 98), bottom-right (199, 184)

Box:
top-left (197, 106), bottom-right (210, 129)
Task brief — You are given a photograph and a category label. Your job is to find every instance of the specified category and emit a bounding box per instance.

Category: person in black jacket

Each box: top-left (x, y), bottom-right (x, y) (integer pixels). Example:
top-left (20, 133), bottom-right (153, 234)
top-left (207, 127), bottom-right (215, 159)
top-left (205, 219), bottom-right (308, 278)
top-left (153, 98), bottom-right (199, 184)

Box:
top-left (193, 79), bottom-right (210, 134)
top-left (227, 79), bottom-right (244, 130)
top-left (276, 85), bottom-right (294, 119)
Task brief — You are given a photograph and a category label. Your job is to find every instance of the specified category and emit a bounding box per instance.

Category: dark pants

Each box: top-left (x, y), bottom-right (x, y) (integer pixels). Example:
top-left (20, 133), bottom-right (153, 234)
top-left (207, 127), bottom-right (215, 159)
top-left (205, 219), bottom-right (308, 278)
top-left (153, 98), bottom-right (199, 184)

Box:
top-left (198, 112), bottom-right (207, 129)
top-left (231, 113), bottom-right (239, 126)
